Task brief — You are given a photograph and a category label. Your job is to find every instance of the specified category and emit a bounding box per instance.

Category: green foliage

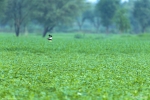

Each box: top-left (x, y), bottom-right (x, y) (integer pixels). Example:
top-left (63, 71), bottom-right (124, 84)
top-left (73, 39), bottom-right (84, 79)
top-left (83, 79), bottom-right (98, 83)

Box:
top-left (74, 33), bottom-right (84, 39)
top-left (0, 33), bottom-right (150, 99)
top-left (133, 0), bottom-right (150, 33)
top-left (83, 10), bottom-right (101, 33)
top-left (4, 0), bottom-right (34, 36)
top-left (96, 0), bottom-right (120, 32)
top-left (0, 0), bottom-right (7, 17)
top-left (114, 8), bottom-right (130, 33)
top-left (33, 0), bottom-right (86, 37)
top-left (76, 2), bottom-right (92, 31)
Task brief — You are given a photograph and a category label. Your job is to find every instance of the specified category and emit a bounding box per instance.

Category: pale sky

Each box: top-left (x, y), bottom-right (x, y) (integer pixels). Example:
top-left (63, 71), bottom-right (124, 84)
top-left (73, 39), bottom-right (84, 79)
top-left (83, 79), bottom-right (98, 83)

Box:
top-left (87, 0), bottom-right (129, 3)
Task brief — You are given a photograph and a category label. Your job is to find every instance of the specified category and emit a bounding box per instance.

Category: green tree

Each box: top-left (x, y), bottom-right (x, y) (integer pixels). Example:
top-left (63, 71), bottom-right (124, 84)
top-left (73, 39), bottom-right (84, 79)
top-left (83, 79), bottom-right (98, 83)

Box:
top-left (133, 0), bottom-right (150, 33)
top-left (4, 0), bottom-right (35, 36)
top-left (0, 0), bottom-right (5, 11)
top-left (114, 8), bottom-right (130, 33)
top-left (76, 10), bottom-right (93, 32)
top-left (85, 10), bottom-right (101, 33)
top-left (76, 3), bottom-right (93, 32)
top-left (76, 15), bottom-right (86, 31)
top-left (96, 0), bottom-right (119, 33)
top-left (33, 0), bottom-right (85, 37)
top-left (0, 0), bottom-right (7, 18)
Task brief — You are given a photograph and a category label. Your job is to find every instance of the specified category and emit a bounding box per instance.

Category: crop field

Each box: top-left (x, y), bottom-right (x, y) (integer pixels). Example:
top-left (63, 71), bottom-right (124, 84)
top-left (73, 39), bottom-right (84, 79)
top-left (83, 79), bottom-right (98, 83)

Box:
top-left (0, 33), bottom-right (150, 100)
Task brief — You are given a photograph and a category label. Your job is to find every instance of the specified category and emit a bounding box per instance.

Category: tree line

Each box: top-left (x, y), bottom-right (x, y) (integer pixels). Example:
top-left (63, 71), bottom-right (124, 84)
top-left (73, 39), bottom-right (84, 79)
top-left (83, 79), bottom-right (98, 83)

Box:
top-left (0, 0), bottom-right (150, 37)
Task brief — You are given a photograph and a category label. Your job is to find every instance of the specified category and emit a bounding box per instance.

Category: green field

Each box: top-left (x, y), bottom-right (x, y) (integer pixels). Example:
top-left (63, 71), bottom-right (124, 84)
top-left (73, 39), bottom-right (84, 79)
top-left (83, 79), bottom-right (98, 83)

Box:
top-left (0, 33), bottom-right (150, 100)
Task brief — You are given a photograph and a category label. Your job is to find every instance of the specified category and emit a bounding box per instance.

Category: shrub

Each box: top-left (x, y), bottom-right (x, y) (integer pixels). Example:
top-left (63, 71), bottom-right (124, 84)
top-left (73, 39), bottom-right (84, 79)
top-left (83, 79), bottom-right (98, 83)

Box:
top-left (74, 34), bottom-right (84, 39)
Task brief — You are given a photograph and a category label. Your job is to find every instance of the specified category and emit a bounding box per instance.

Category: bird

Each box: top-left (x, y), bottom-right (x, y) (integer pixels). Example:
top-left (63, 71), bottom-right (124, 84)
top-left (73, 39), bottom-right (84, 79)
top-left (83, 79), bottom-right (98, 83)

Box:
top-left (48, 34), bottom-right (52, 42)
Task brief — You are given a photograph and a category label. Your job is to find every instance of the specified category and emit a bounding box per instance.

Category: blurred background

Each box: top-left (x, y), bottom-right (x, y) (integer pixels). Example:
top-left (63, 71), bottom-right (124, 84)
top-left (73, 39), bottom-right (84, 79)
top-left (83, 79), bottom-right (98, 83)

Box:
top-left (0, 0), bottom-right (149, 37)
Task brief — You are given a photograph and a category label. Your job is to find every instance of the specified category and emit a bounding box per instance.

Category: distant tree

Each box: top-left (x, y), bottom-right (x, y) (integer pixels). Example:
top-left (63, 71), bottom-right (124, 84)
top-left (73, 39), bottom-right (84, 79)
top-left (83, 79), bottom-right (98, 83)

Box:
top-left (85, 10), bottom-right (101, 33)
top-left (120, 0), bottom-right (137, 33)
top-left (92, 16), bottom-right (101, 33)
top-left (0, 0), bottom-right (7, 18)
top-left (92, 9), bottom-right (101, 33)
top-left (76, 3), bottom-right (92, 32)
top-left (76, 10), bottom-right (93, 32)
top-left (76, 13), bottom-right (86, 31)
top-left (0, 0), bottom-right (6, 11)
top-left (33, 0), bottom-right (85, 37)
top-left (96, 0), bottom-right (120, 33)
top-left (4, 0), bottom-right (34, 36)
top-left (133, 0), bottom-right (150, 33)
top-left (114, 8), bottom-right (130, 33)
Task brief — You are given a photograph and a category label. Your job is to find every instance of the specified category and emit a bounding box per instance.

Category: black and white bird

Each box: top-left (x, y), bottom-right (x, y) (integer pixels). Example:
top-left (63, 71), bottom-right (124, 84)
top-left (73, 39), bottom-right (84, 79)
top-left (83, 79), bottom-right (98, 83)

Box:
top-left (48, 34), bottom-right (52, 42)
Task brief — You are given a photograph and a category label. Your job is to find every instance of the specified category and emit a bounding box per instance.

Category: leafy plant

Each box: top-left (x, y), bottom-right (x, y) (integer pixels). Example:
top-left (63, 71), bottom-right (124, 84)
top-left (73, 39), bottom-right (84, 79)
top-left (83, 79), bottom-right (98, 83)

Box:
top-left (0, 33), bottom-right (150, 99)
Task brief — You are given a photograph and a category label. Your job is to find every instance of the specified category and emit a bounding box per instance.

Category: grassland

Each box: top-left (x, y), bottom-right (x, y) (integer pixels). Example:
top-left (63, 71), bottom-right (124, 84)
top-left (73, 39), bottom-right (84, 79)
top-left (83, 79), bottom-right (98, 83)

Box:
top-left (0, 33), bottom-right (150, 100)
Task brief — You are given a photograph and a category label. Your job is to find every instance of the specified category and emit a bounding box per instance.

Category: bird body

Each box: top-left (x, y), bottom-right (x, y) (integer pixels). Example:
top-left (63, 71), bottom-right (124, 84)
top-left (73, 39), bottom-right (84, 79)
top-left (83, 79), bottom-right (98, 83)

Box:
top-left (48, 35), bottom-right (52, 42)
